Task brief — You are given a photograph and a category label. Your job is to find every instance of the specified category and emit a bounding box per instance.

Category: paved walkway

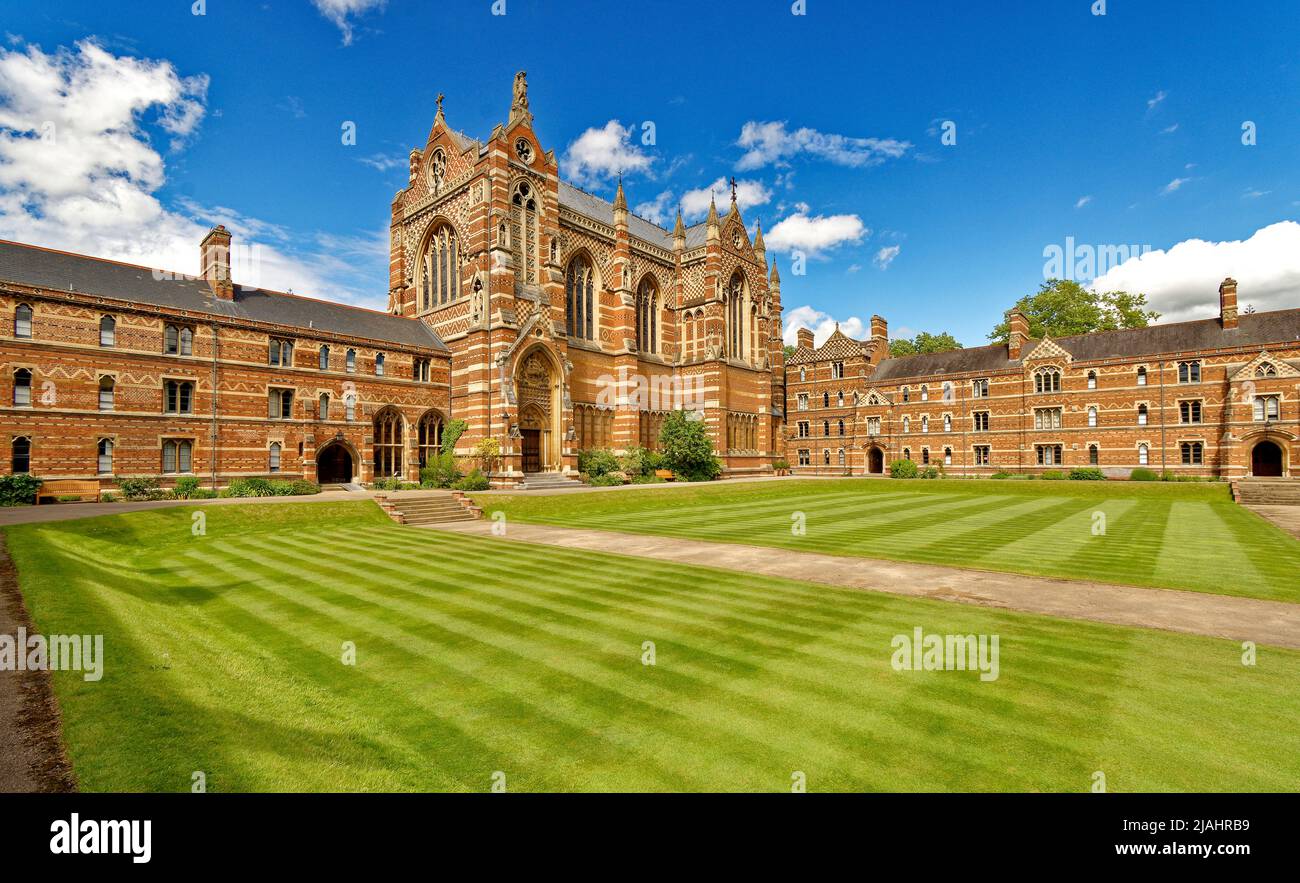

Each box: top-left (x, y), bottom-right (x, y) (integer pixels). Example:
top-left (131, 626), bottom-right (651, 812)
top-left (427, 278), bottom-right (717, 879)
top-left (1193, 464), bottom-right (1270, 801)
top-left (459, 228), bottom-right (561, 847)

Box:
top-left (1248, 505), bottom-right (1300, 540)
top-left (428, 520), bottom-right (1300, 649)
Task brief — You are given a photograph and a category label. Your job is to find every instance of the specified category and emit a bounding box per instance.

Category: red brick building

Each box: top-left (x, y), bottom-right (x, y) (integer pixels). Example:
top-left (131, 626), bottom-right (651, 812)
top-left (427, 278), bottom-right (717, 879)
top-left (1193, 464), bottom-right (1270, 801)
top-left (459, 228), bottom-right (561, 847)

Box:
top-left (786, 281), bottom-right (1300, 480)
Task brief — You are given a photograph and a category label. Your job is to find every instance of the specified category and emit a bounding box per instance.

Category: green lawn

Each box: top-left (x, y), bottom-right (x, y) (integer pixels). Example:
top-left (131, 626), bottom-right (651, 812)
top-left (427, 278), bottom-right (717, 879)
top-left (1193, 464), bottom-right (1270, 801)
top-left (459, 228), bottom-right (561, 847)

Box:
top-left (7, 501), bottom-right (1299, 792)
top-left (477, 479), bottom-right (1300, 603)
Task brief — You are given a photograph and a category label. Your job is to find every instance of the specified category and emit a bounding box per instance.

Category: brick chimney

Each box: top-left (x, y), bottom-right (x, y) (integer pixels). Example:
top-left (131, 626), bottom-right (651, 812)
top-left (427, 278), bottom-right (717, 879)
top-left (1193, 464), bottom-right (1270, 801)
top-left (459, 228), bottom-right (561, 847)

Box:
top-left (796, 328), bottom-right (814, 350)
top-left (201, 225), bottom-right (234, 301)
top-left (1007, 308), bottom-right (1030, 360)
top-left (1219, 277), bottom-right (1238, 329)
top-left (870, 314), bottom-right (888, 342)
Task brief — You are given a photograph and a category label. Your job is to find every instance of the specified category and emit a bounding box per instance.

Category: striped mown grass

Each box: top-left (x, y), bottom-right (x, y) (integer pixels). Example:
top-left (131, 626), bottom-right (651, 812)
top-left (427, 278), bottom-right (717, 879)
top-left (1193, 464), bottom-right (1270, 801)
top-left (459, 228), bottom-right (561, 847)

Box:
top-left (480, 479), bottom-right (1300, 603)
top-left (6, 501), bottom-right (1299, 792)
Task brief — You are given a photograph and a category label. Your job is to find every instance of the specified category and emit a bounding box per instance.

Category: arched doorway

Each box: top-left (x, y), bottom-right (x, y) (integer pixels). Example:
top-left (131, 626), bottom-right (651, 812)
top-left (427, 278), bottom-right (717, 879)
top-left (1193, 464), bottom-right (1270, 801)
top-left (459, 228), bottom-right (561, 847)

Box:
top-left (317, 440), bottom-right (355, 484)
top-left (1251, 441), bottom-right (1284, 477)
top-left (513, 347), bottom-right (562, 472)
top-left (868, 447), bottom-right (884, 474)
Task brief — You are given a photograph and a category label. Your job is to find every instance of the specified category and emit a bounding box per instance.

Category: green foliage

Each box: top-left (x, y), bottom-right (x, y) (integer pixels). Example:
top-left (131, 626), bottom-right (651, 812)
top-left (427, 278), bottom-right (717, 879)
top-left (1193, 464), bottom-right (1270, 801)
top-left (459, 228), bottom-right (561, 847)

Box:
top-left (889, 331), bottom-right (963, 358)
top-left (1069, 468), bottom-right (1105, 481)
top-left (588, 473), bottom-right (624, 487)
top-left (173, 476), bottom-right (203, 499)
top-left (421, 419), bottom-right (469, 489)
top-left (99, 492), bottom-right (118, 503)
top-left (116, 476), bottom-right (167, 501)
top-left (0, 473), bottom-right (42, 506)
top-left (772, 459), bottom-right (790, 472)
top-left (223, 478), bottom-right (319, 497)
top-left (1041, 470), bottom-right (1067, 481)
top-left (988, 279), bottom-right (1159, 343)
top-left (919, 466), bottom-right (940, 479)
top-left (474, 437), bottom-right (502, 474)
top-left (618, 445), bottom-right (661, 478)
top-left (783, 343), bottom-right (796, 360)
top-left (889, 459), bottom-right (918, 479)
top-left (658, 410), bottom-right (721, 482)
top-left (1130, 467), bottom-right (1159, 482)
top-left (452, 469), bottom-right (490, 491)
top-left (578, 449), bottom-right (620, 478)
top-left (990, 471), bottom-right (1012, 480)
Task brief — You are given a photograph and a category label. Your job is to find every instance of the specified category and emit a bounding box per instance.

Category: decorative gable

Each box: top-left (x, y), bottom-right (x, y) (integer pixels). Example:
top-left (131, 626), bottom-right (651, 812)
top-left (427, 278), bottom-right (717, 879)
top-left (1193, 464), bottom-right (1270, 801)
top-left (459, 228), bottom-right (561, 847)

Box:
top-left (1230, 350), bottom-right (1300, 382)
top-left (1023, 335), bottom-right (1072, 363)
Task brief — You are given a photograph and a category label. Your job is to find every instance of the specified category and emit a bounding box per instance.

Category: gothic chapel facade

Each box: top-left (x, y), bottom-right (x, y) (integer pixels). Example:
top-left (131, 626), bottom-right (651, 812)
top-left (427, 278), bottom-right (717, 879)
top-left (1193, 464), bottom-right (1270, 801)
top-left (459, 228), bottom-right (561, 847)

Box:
top-left (390, 73), bottom-right (786, 479)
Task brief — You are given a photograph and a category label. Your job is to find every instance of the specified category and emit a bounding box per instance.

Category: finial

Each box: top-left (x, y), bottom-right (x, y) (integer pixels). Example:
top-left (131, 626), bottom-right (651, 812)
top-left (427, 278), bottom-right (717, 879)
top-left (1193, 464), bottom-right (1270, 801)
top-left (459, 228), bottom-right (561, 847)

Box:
top-left (729, 176), bottom-right (738, 203)
top-left (436, 92), bottom-right (445, 116)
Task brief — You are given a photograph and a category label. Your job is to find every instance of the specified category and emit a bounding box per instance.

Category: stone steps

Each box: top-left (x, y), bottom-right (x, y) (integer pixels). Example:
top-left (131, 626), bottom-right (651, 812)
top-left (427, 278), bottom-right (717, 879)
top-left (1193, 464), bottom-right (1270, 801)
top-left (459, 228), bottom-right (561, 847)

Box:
top-left (1236, 480), bottom-right (1300, 506)
top-left (521, 472), bottom-right (582, 490)
top-left (374, 492), bottom-right (483, 525)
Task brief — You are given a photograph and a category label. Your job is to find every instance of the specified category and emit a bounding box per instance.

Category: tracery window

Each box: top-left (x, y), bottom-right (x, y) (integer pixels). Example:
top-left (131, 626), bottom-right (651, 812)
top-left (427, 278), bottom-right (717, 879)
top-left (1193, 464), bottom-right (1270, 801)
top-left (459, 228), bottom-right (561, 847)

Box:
top-left (420, 224), bottom-right (459, 311)
top-left (566, 255), bottom-right (596, 341)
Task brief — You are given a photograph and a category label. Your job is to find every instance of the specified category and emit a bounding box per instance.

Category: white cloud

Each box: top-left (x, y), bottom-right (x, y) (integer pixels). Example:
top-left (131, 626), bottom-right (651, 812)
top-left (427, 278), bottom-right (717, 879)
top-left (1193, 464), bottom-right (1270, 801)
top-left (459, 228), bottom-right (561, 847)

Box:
top-left (678, 177), bottom-right (771, 222)
top-left (783, 305), bottom-right (867, 347)
top-left (562, 120), bottom-right (654, 187)
top-left (1242, 188), bottom-right (1270, 199)
top-left (1090, 221), bottom-right (1300, 322)
top-left (1075, 195), bottom-right (1093, 209)
top-left (311, 0), bottom-right (386, 46)
top-left (874, 244), bottom-right (900, 269)
top-left (765, 211), bottom-right (867, 256)
top-left (357, 152), bottom-right (405, 172)
top-left (735, 120), bottom-right (911, 170)
top-left (633, 189), bottom-right (675, 226)
top-left (1147, 90), bottom-right (1167, 110)
top-left (1160, 123), bottom-right (1179, 135)
top-left (0, 39), bottom-right (385, 308)
top-left (1162, 177), bottom-right (1190, 195)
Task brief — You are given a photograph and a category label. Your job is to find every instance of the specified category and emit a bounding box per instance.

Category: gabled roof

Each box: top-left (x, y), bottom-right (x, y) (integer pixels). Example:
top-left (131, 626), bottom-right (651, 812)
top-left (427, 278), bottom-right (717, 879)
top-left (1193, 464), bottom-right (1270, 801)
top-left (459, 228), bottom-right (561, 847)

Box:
top-left (0, 240), bottom-right (448, 351)
top-left (787, 325), bottom-right (869, 365)
top-left (1024, 310), bottom-right (1300, 362)
top-left (558, 182), bottom-right (708, 251)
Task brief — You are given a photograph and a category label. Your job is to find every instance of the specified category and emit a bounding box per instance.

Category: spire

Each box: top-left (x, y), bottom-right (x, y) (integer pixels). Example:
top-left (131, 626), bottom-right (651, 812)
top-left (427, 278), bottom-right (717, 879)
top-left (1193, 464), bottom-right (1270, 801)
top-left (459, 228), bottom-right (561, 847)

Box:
top-left (707, 194), bottom-right (719, 226)
top-left (613, 175), bottom-right (627, 212)
top-left (433, 92), bottom-right (445, 126)
top-left (753, 218), bottom-right (766, 260)
top-left (769, 258), bottom-right (781, 284)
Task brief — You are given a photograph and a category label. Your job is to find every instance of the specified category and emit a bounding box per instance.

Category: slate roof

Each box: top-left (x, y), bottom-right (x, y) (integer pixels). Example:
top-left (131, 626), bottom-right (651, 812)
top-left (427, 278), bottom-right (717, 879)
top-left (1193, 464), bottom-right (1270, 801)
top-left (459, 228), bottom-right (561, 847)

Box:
top-left (0, 239), bottom-right (448, 351)
top-left (557, 182), bottom-right (708, 251)
top-left (871, 308), bottom-right (1300, 382)
top-left (787, 325), bottom-right (871, 365)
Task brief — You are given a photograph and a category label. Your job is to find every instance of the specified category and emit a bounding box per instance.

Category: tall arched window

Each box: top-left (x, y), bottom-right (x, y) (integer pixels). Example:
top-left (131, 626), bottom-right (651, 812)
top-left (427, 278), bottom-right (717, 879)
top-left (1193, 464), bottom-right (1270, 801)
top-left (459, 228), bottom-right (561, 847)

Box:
top-left (13, 368), bottom-right (31, 407)
top-left (373, 408), bottom-right (403, 478)
top-left (319, 345), bottom-right (330, 371)
top-left (1137, 403), bottom-right (1148, 425)
top-left (14, 304), bottom-right (32, 338)
top-left (511, 180), bottom-right (540, 287)
top-left (99, 316), bottom-right (116, 347)
top-left (420, 223), bottom-right (459, 310)
top-left (346, 348), bottom-right (356, 373)
top-left (417, 411), bottom-right (443, 468)
top-left (636, 276), bottom-right (657, 354)
top-left (12, 437), bottom-right (30, 473)
top-left (269, 442), bottom-right (282, 473)
top-left (344, 393), bottom-right (356, 422)
top-left (318, 393), bottom-right (330, 421)
top-left (1087, 370), bottom-right (1097, 389)
top-left (375, 353), bottom-right (385, 376)
top-left (1138, 443), bottom-right (1149, 466)
top-left (725, 271), bottom-right (746, 360)
top-left (98, 375), bottom-right (114, 411)
top-left (566, 255), bottom-right (596, 341)
top-left (1087, 406), bottom-right (1097, 427)
top-left (97, 438), bottom-right (114, 474)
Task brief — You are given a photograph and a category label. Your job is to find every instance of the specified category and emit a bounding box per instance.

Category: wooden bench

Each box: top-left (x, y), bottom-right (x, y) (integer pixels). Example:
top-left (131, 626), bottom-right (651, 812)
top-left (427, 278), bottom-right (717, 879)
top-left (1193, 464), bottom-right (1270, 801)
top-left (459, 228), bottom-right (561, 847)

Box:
top-left (654, 469), bottom-right (675, 481)
top-left (35, 479), bottom-right (102, 505)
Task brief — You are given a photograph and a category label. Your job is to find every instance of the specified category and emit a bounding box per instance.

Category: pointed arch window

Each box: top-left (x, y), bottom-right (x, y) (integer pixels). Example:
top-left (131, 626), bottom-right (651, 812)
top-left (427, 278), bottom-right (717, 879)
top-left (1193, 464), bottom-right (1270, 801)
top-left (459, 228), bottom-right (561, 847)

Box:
top-left (511, 180), bottom-right (540, 287)
top-left (373, 408), bottom-right (404, 478)
top-left (318, 393), bottom-right (330, 421)
top-left (13, 368), bottom-right (31, 407)
top-left (420, 223), bottom-right (459, 310)
top-left (417, 411), bottom-right (443, 468)
top-left (99, 375), bottom-right (115, 411)
top-left (12, 437), bottom-right (31, 474)
top-left (725, 271), bottom-right (746, 360)
top-left (1256, 362), bottom-right (1277, 378)
top-left (346, 348), bottom-right (356, 373)
top-left (636, 276), bottom-right (658, 354)
top-left (269, 442), bottom-right (282, 473)
top-left (566, 255), bottom-right (596, 341)
top-left (319, 346), bottom-right (330, 371)
top-left (14, 304), bottom-right (32, 338)
top-left (99, 316), bottom-right (116, 347)
top-left (97, 438), bottom-right (114, 475)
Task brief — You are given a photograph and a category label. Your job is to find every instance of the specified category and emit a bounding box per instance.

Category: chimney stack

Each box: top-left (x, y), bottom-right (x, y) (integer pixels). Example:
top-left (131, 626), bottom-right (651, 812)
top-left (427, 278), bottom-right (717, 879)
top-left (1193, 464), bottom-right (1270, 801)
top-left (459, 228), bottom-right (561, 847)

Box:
top-left (201, 225), bottom-right (234, 301)
top-left (1007, 308), bottom-right (1030, 360)
top-left (1219, 277), bottom-right (1238, 329)
top-left (870, 314), bottom-right (888, 342)
top-left (796, 328), bottom-right (815, 350)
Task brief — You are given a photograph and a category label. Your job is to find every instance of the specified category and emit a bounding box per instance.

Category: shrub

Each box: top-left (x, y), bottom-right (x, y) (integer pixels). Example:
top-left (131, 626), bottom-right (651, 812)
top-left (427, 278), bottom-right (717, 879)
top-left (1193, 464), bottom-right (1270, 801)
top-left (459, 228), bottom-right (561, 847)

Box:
top-left (190, 488), bottom-right (218, 499)
top-left (588, 473), bottom-right (624, 487)
top-left (420, 461), bottom-right (461, 489)
top-left (474, 437), bottom-right (502, 475)
top-left (223, 477), bottom-right (276, 498)
top-left (117, 476), bottom-right (167, 501)
top-left (1041, 470), bottom-right (1066, 480)
top-left (889, 459), bottom-right (918, 479)
top-left (990, 472), bottom-right (1011, 480)
top-left (173, 476), bottom-right (203, 499)
top-left (631, 473), bottom-right (664, 484)
top-left (452, 469), bottom-right (490, 491)
top-left (367, 477), bottom-right (406, 492)
top-left (618, 445), bottom-right (659, 478)
top-left (1068, 467), bottom-right (1105, 481)
top-left (1130, 467), bottom-right (1158, 482)
top-left (920, 466), bottom-right (940, 479)
top-left (0, 474), bottom-right (42, 506)
top-left (288, 480), bottom-right (320, 495)
top-left (658, 410), bottom-right (722, 482)
top-left (100, 492), bottom-right (118, 503)
top-left (772, 458), bottom-right (790, 472)
top-left (577, 448), bottom-right (619, 478)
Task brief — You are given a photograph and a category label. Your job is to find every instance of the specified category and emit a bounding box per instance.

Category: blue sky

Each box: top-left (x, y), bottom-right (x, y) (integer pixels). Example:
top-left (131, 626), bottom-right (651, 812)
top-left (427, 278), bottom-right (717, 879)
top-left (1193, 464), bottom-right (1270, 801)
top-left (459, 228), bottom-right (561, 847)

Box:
top-left (1, 0), bottom-right (1297, 347)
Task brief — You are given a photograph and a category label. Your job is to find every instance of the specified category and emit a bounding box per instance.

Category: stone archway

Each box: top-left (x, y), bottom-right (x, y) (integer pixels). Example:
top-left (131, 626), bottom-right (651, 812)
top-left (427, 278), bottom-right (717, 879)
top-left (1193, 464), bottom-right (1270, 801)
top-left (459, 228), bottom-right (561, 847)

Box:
top-left (316, 439), bottom-right (357, 484)
top-left (1251, 441), bottom-right (1284, 478)
top-left (514, 347), bottom-right (563, 473)
top-left (867, 447), bottom-right (885, 474)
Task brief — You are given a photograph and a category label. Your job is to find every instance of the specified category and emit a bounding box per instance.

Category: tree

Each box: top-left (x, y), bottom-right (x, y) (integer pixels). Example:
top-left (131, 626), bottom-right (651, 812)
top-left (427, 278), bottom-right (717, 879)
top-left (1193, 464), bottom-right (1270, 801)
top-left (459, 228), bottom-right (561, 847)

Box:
top-left (987, 279), bottom-right (1159, 343)
top-left (889, 331), bottom-right (963, 358)
top-left (783, 344), bottom-right (797, 360)
top-left (658, 410), bottom-right (722, 482)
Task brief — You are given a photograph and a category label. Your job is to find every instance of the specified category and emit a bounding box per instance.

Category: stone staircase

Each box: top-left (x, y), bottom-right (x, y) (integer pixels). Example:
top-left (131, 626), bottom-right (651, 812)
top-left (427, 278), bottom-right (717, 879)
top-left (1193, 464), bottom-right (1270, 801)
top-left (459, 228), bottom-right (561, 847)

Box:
top-left (521, 472), bottom-right (583, 490)
top-left (1234, 479), bottom-right (1300, 506)
top-left (375, 492), bottom-right (482, 526)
